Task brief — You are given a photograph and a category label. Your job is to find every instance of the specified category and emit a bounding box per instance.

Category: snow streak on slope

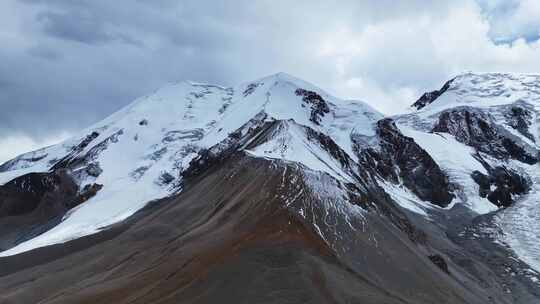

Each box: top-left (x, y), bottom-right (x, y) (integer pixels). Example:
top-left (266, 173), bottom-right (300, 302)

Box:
top-left (398, 126), bottom-right (496, 214)
top-left (378, 126), bottom-right (490, 216)
top-left (379, 182), bottom-right (430, 216)
top-left (245, 121), bottom-right (353, 182)
top-left (0, 73), bottom-right (381, 256)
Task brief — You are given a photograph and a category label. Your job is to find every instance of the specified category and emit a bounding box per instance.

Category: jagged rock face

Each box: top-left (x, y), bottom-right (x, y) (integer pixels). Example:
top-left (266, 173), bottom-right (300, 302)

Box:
top-left (373, 118), bottom-right (454, 207)
top-left (0, 170), bottom-right (102, 251)
top-left (295, 88), bottom-right (330, 125)
top-left (412, 78), bottom-right (454, 110)
top-left (52, 129), bottom-right (123, 172)
top-left (429, 254), bottom-right (450, 274)
top-left (505, 105), bottom-right (535, 142)
top-left (432, 107), bottom-right (538, 164)
top-left (181, 112), bottom-right (271, 180)
top-left (471, 167), bottom-right (531, 207)
top-left (0, 171), bottom-right (77, 217)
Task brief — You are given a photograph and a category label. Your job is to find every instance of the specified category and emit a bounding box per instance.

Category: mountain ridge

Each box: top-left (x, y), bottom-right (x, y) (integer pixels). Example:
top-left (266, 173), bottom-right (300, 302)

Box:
top-left (0, 72), bottom-right (540, 303)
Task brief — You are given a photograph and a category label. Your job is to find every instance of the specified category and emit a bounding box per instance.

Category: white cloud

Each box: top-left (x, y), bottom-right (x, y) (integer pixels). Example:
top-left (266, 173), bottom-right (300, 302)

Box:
top-left (1, 0), bottom-right (540, 159)
top-left (479, 0), bottom-right (540, 42)
top-left (0, 133), bottom-right (69, 164)
top-left (312, 0), bottom-right (540, 113)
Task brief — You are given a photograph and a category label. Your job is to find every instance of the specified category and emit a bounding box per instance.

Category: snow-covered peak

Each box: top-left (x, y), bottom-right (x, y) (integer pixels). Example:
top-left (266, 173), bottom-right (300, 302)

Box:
top-left (0, 73), bottom-right (382, 256)
top-left (415, 72), bottom-right (540, 114)
top-left (248, 72), bottom-right (319, 89)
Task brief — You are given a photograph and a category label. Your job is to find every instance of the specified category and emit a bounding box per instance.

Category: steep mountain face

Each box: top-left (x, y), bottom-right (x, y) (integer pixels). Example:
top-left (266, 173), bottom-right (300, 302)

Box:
top-left (0, 72), bottom-right (539, 303)
top-left (0, 73), bottom-right (381, 256)
top-left (411, 78), bottom-right (455, 110)
top-left (368, 118), bottom-right (455, 207)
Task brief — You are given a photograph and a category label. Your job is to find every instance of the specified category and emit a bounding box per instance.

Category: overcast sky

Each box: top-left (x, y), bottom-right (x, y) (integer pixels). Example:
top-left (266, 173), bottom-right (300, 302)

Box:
top-left (1, 0), bottom-right (540, 163)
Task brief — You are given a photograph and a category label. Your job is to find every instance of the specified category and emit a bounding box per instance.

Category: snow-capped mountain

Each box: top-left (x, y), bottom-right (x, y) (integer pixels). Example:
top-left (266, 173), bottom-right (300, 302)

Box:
top-left (0, 72), bottom-right (539, 303)
top-left (0, 73), bottom-right (382, 256)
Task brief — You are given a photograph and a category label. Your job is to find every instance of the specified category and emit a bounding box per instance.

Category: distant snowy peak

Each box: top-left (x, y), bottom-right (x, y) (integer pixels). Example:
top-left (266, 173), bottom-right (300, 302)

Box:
top-left (412, 72), bottom-right (540, 113)
top-left (405, 72), bottom-right (540, 146)
top-left (394, 72), bottom-right (540, 214)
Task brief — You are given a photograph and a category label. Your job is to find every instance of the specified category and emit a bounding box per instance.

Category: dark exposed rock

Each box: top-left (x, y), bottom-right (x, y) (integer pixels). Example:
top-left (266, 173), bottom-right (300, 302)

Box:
top-left (70, 183), bottom-right (103, 209)
top-left (505, 105), bottom-right (535, 142)
top-left (79, 132), bottom-right (100, 150)
top-left (158, 172), bottom-right (175, 185)
top-left (0, 170), bottom-right (77, 217)
top-left (182, 114), bottom-right (270, 180)
top-left (0, 170), bottom-right (102, 251)
top-left (295, 88), bottom-right (330, 125)
top-left (371, 118), bottom-right (454, 207)
top-left (304, 127), bottom-right (359, 177)
top-left (429, 254), bottom-right (450, 274)
top-left (52, 130), bottom-right (123, 171)
top-left (433, 109), bottom-right (497, 146)
top-left (242, 82), bottom-right (262, 97)
top-left (355, 146), bottom-right (398, 184)
top-left (412, 78), bottom-right (454, 110)
top-left (139, 119), bottom-right (148, 126)
top-left (471, 167), bottom-right (531, 207)
top-left (488, 187), bottom-right (513, 208)
top-left (433, 108), bottom-right (538, 164)
top-left (68, 132), bottom-right (101, 156)
top-left (182, 146), bottom-right (228, 180)
top-left (471, 171), bottom-right (491, 198)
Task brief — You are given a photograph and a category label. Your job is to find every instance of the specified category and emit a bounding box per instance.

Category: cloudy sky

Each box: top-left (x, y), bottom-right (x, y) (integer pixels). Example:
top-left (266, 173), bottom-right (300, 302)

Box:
top-left (1, 0), bottom-right (540, 162)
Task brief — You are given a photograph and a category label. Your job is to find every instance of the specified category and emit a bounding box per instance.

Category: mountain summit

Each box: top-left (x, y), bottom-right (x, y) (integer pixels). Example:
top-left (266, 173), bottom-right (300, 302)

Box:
top-left (0, 72), bottom-right (382, 256)
top-left (0, 73), bottom-right (539, 303)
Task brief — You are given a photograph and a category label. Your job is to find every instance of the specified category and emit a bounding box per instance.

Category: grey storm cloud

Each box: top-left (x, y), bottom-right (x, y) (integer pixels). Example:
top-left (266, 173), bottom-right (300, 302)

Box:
top-left (34, 10), bottom-right (143, 46)
top-left (37, 11), bottom-right (115, 44)
top-left (1, 0), bottom-right (540, 162)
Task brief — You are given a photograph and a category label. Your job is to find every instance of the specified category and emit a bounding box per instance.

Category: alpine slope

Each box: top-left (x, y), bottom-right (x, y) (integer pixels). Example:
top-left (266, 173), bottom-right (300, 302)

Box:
top-left (0, 72), bottom-right (539, 304)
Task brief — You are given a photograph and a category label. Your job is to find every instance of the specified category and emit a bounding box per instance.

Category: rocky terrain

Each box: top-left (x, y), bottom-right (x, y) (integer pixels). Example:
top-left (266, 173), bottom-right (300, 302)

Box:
top-left (0, 72), bottom-right (539, 303)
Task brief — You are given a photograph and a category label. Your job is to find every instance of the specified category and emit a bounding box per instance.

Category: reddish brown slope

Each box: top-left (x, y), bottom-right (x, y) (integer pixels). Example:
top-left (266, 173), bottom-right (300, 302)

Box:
top-left (0, 154), bottom-right (504, 304)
